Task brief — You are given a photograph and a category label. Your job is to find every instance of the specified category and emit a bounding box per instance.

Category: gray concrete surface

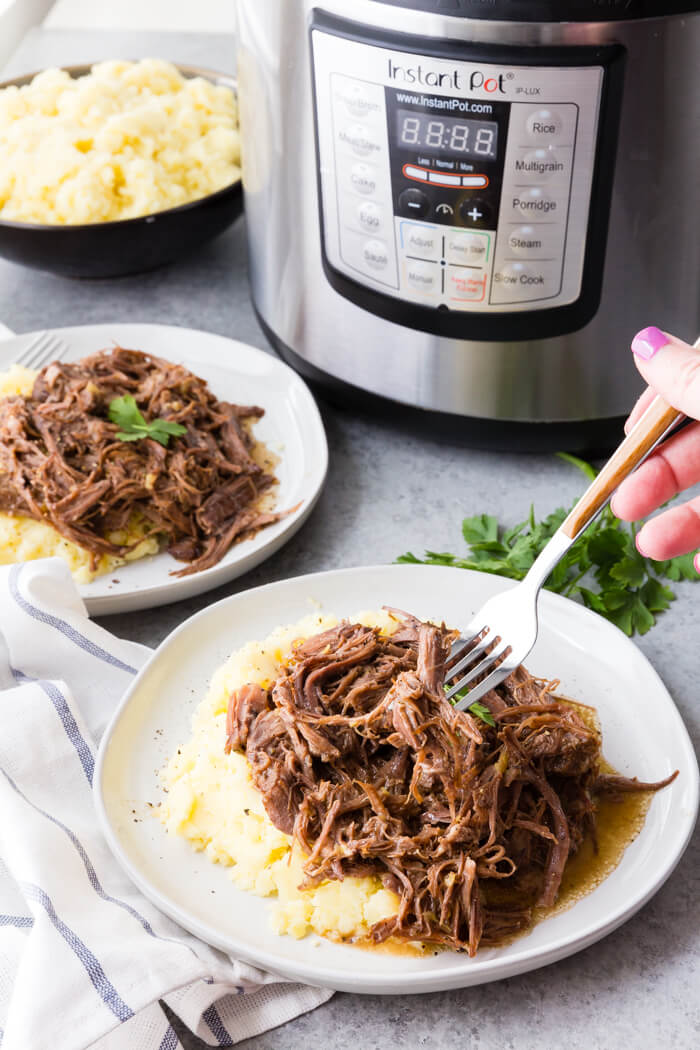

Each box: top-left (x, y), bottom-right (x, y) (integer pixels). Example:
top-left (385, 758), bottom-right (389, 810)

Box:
top-left (1, 29), bottom-right (698, 1050)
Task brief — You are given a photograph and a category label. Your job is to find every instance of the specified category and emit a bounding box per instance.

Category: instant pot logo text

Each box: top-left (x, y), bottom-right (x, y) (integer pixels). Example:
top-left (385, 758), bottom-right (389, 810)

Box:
top-left (387, 58), bottom-right (506, 95)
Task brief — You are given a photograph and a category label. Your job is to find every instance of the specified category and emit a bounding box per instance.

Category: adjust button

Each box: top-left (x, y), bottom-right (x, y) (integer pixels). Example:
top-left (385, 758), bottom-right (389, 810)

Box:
top-left (398, 187), bottom-right (431, 219)
top-left (402, 223), bottom-right (441, 260)
top-left (458, 198), bottom-right (492, 228)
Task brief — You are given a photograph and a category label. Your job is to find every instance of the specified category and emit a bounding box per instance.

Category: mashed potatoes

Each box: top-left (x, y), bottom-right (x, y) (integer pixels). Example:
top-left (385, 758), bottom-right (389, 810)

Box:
top-left (160, 611), bottom-right (406, 944)
top-left (0, 58), bottom-right (241, 224)
top-left (0, 365), bottom-right (159, 582)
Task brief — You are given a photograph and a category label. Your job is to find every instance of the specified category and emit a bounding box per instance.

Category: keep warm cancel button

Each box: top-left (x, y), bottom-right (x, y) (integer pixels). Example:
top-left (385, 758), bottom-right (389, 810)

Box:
top-left (490, 261), bottom-right (561, 303)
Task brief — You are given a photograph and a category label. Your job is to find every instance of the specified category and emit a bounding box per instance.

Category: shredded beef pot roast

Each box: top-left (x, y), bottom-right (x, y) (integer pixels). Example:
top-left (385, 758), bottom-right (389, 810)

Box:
top-left (226, 611), bottom-right (676, 954)
top-left (0, 347), bottom-right (289, 576)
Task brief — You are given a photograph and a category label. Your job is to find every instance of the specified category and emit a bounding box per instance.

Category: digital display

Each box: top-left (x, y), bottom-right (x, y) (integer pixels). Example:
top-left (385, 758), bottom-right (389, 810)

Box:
top-left (396, 110), bottom-right (498, 160)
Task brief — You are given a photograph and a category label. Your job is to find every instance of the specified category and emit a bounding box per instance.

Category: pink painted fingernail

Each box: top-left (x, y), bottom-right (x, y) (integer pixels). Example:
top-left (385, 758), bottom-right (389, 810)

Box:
top-left (694, 554), bottom-right (700, 576)
top-left (631, 326), bottom-right (669, 360)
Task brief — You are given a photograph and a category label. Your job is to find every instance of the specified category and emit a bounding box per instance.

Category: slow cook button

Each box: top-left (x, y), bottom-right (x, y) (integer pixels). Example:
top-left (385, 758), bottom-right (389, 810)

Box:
top-left (446, 266), bottom-right (487, 303)
top-left (349, 162), bottom-right (379, 196)
top-left (402, 223), bottom-right (441, 260)
top-left (491, 261), bottom-right (560, 302)
top-left (445, 231), bottom-right (489, 267)
top-left (357, 200), bottom-right (383, 233)
top-left (513, 147), bottom-right (566, 182)
top-left (338, 123), bottom-right (382, 157)
top-left (404, 259), bottom-right (439, 295)
top-left (362, 238), bottom-right (390, 270)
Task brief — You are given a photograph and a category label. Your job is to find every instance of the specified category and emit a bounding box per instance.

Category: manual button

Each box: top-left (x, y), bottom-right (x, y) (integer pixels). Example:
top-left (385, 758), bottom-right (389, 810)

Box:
top-left (445, 231), bottom-right (490, 267)
top-left (404, 259), bottom-right (439, 295)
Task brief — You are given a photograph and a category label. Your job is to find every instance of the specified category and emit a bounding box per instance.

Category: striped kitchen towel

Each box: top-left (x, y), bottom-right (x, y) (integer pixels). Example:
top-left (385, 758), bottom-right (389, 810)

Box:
top-left (0, 559), bottom-right (332, 1050)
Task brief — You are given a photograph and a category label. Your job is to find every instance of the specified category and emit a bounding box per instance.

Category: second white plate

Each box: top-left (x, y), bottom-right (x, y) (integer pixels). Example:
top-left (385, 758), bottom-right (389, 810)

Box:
top-left (0, 323), bottom-right (328, 614)
top-left (94, 564), bottom-right (699, 994)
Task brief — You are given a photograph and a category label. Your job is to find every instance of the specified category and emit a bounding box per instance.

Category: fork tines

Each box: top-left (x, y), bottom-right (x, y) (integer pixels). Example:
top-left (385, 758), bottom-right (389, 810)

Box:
top-left (445, 630), bottom-right (512, 703)
top-left (15, 331), bottom-right (67, 371)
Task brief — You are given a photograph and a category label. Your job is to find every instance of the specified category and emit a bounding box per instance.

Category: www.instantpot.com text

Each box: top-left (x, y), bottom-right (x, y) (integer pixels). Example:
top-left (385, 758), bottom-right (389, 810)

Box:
top-left (394, 92), bottom-right (494, 114)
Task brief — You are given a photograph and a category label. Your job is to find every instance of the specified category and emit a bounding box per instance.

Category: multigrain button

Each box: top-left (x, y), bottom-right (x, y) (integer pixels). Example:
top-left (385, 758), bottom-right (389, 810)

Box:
top-left (362, 239), bottom-right (390, 270)
top-left (398, 187), bottom-right (431, 219)
top-left (405, 259), bottom-right (439, 295)
top-left (512, 187), bottom-right (557, 217)
top-left (339, 123), bottom-right (382, 157)
top-left (403, 224), bottom-right (441, 259)
top-left (350, 162), bottom-right (378, 196)
top-left (357, 200), bottom-right (383, 233)
top-left (445, 231), bottom-right (489, 267)
top-left (514, 147), bottom-right (564, 181)
top-left (525, 109), bottom-right (563, 141)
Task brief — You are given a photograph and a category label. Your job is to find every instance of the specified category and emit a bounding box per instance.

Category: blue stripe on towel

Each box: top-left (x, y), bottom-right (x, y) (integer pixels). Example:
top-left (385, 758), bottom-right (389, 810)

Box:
top-left (9, 564), bottom-right (138, 675)
top-left (158, 1026), bottom-right (180, 1050)
top-left (7, 669), bottom-right (94, 783)
top-left (0, 914), bottom-right (34, 929)
top-left (0, 768), bottom-right (159, 937)
top-left (22, 883), bottom-right (133, 1022)
top-left (202, 1003), bottom-right (231, 1046)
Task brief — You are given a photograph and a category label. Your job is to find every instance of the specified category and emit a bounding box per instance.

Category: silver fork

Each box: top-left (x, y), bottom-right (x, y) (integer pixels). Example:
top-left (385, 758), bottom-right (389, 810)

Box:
top-left (448, 392), bottom-right (684, 709)
top-left (13, 330), bottom-right (68, 371)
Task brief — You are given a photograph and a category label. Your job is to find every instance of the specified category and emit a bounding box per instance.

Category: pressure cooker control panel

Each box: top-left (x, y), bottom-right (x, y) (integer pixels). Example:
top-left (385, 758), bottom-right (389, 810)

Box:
top-left (311, 24), bottom-right (610, 330)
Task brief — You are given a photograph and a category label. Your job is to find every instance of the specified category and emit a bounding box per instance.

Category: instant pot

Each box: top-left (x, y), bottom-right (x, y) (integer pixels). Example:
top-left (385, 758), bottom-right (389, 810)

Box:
top-left (236, 1), bottom-right (700, 451)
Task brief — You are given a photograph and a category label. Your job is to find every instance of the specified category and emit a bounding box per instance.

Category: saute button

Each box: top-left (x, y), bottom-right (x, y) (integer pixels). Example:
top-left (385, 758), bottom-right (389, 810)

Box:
top-left (357, 200), bottom-right (383, 233)
top-left (405, 259), bottom-right (439, 294)
top-left (446, 266), bottom-right (487, 302)
top-left (525, 108), bottom-right (563, 141)
top-left (362, 239), bottom-right (390, 270)
top-left (445, 231), bottom-right (489, 267)
top-left (350, 162), bottom-right (378, 196)
top-left (398, 187), bottom-right (431, 219)
top-left (403, 224), bottom-right (441, 259)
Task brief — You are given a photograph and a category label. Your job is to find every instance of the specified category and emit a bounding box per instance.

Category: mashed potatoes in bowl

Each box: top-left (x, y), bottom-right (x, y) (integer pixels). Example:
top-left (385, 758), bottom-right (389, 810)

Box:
top-left (0, 58), bottom-right (241, 225)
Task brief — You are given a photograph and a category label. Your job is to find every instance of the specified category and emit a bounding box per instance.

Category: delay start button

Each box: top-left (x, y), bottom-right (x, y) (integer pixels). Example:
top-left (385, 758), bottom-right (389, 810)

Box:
top-left (446, 231), bottom-right (489, 267)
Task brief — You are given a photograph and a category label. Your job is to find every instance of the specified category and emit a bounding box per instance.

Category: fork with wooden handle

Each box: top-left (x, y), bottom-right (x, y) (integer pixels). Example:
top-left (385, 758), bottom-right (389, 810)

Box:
top-left (449, 393), bottom-right (684, 710)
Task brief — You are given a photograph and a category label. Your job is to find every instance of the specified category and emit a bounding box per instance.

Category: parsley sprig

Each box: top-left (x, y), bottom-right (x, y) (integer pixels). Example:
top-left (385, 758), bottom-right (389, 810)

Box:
top-left (108, 394), bottom-right (187, 448)
top-left (398, 453), bottom-right (698, 638)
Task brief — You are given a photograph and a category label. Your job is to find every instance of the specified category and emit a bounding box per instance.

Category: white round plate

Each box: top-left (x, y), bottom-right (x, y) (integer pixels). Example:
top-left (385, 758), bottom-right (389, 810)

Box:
top-left (0, 323), bottom-right (327, 614)
top-left (95, 564), bottom-right (698, 994)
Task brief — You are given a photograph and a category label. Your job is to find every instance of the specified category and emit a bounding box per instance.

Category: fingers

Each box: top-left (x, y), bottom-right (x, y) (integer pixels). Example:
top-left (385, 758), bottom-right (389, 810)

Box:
top-left (630, 327), bottom-right (700, 418)
top-left (624, 386), bottom-right (655, 434)
top-left (634, 494), bottom-right (700, 564)
top-left (611, 421), bottom-right (700, 520)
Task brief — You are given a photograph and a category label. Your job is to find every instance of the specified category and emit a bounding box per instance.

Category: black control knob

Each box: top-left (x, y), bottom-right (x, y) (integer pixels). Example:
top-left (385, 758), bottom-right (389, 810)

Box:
top-left (459, 197), bottom-right (492, 227)
top-left (398, 187), bottom-right (431, 219)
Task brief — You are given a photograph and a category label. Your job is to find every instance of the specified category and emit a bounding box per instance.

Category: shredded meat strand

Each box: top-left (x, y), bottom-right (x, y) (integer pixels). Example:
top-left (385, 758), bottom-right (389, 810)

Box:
top-left (226, 611), bottom-right (677, 954)
top-left (0, 347), bottom-right (292, 575)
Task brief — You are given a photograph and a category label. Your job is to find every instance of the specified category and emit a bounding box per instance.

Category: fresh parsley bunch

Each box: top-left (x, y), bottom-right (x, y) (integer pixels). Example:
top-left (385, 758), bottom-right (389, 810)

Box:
top-left (108, 394), bottom-right (187, 448)
top-left (398, 453), bottom-right (698, 638)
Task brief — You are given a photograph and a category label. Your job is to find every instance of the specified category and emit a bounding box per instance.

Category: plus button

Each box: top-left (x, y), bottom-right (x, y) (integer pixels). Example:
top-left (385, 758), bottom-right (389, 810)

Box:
top-left (459, 198), bottom-right (491, 226)
top-left (466, 206), bottom-right (482, 222)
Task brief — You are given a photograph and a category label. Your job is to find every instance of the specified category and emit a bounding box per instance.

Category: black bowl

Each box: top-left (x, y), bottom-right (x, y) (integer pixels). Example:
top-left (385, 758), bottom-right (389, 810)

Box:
top-left (0, 63), bottom-right (243, 278)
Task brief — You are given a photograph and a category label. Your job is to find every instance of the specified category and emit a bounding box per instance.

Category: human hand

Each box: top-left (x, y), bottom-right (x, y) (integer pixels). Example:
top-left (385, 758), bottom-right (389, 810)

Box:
top-left (611, 327), bottom-right (700, 573)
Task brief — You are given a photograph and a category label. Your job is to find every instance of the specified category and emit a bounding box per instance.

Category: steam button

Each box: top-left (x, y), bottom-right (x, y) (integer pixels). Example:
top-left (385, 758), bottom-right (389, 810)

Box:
top-left (362, 239), bottom-right (390, 271)
top-left (398, 187), bottom-right (431, 219)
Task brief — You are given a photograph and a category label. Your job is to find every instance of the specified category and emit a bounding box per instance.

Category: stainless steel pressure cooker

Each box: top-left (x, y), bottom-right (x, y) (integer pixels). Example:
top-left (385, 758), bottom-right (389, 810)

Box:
top-left (236, 1), bottom-right (700, 450)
